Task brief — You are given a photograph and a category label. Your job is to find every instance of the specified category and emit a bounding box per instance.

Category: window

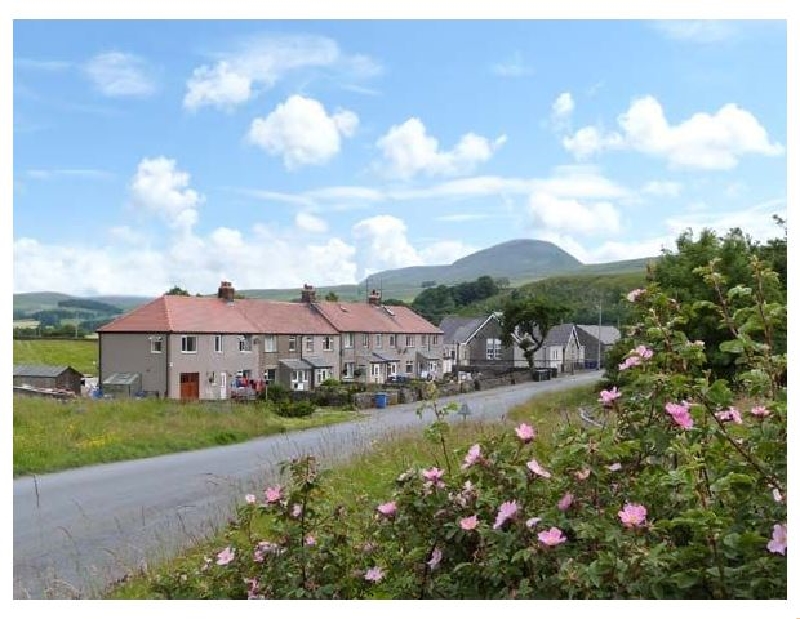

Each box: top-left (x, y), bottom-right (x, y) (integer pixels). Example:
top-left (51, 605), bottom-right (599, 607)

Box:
top-left (264, 335), bottom-right (276, 352)
top-left (343, 362), bottom-right (355, 379)
top-left (181, 335), bottom-right (197, 353)
top-left (289, 335), bottom-right (297, 352)
top-left (239, 335), bottom-right (253, 353)
top-left (405, 361), bottom-right (414, 375)
top-left (375, 334), bottom-right (382, 348)
top-left (433, 335), bottom-right (439, 345)
top-left (344, 333), bottom-right (354, 349)
top-left (371, 364), bottom-right (381, 377)
top-left (150, 336), bottom-right (163, 354)
top-left (388, 362), bottom-right (397, 376)
top-left (323, 336), bottom-right (334, 351)
top-left (486, 338), bottom-right (502, 360)
top-left (315, 369), bottom-right (330, 384)
top-left (305, 336), bottom-right (314, 352)
top-left (362, 333), bottom-right (370, 347)
top-left (389, 334), bottom-right (397, 348)
top-left (213, 334), bottom-right (223, 353)
top-left (291, 370), bottom-right (308, 390)
top-left (405, 335), bottom-right (415, 348)
top-left (264, 368), bottom-right (276, 383)
top-left (422, 335), bottom-right (428, 347)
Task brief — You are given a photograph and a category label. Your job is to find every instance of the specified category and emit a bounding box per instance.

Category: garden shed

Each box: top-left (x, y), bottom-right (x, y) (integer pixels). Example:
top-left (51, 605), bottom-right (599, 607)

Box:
top-left (13, 364), bottom-right (83, 394)
top-left (101, 372), bottom-right (142, 398)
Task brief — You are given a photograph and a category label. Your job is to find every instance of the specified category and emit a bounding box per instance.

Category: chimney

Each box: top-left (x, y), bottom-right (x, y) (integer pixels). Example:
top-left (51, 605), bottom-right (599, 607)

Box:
top-left (301, 284), bottom-right (317, 303)
top-left (367, 288), bottom-right (381, 306)
top-left (217, 280), bottom-right (235, 303)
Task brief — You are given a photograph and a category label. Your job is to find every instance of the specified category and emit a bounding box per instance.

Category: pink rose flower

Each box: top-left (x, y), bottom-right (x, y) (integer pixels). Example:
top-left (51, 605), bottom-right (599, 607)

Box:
top-left (634, 345), bottom-right (654, 359)
top-left (305, 534), bottom-right (316, 546)
top-left (626, 289), bottom-right (645, 303)
top-left (665, 401), bottom-right (694, 430)
top-left (599, 387), bottom-right (622, 405)
top-left (493, 500), bottom-right (519, 529)
top-left (426, 547), bottom-right (443, 570)
top-left (364, 566), bottom-right (385, 582)
top-left (264, 485), bottom-right (282, 503)
top-left (574, 468), bottom-right (591, 481)
top-left (618, 503), bottom-right (647, 528)
top-left (377, 501), bottom-right (397, 516)
top-left (526, 458), bottom-right (552, 478)
top-left (462, 444), bottom-right (481, 469)
top-left (751, 405), bottom-right (771, 418)
top-left (608, 462), bottom-right (622, 472)
top-left (767, 523), bottom-right (786, 555)
top-left (216, 546), bottom-right (235, 566)
top-left (557, 492), bottom-right (574, 511)
top-left (291, 503), bottom-right (303, 518)
top-left (538, 526), bottom-right (567, 546)
top-left (422, 467), bottom-right (444, 482)
top-left (715, 407), bottom-right (742, 424)
top-left (515, 423), bottom-right (536, 443)
top-left (460, 515), bottom-right (479, 531)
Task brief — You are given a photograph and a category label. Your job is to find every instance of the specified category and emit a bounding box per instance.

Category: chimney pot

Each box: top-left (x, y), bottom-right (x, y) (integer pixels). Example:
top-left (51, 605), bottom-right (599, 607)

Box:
top-left (301, 284), bottom-right (317, 303)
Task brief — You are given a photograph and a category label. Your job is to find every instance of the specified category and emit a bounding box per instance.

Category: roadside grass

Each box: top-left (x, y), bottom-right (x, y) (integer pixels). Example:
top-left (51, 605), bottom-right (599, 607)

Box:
top-left (13, 397), bottom-right (358, 477)
top-left (107, 383), bottom-right (600, 599)
top-left (13, 339), bottom-right (98, 376)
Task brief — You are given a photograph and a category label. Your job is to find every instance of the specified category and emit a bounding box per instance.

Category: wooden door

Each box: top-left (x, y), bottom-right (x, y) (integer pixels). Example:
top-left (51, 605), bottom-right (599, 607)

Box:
top-left (180, 372), bottom-right (200, 400)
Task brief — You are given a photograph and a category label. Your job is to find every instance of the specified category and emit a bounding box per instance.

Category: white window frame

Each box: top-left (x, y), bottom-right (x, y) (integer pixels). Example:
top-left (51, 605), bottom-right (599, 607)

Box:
top-left (375, 334), bottom-right (382, 349)
top-left (371, 363), bottom-right (381, 377)
top-left (433, 335), bottom-right (439, 345)
top-left (305, 336), bottom-right (314, 352)
top-left (344, 333), bottom-right (354, 349)
top-left (422, 335), bottom-right (428, 347)
top-left (486, 338), bottom-right (502, 361)
top-left (405, 335), bottom-right (414, 348)
top-left (264, 368), bottom-right (276, 382)
top-left (181, 335), bottom-right (197, 354)
top-left (239, 335), bottom-right (253, 353)
top-left (388, 362), bottom-right (397, 376)
top-left (289, 335), bottom-right (297, 352)
top-left (264, 334), bottom-right (276, 353)
top-left (214, 334), bottom-right (223, 354)
top-left (362, 333), bottom-right (370, 347)
top-left (405, 360), bottom-right (414, 375)
top-left (323, 336), bottom-right (334, 351)
top-left (389, 334), bottom-right (397, 348)
top-left (150, 335), bottom-right (163, 354)
top-left (343, 362), bottom-right (355, 379)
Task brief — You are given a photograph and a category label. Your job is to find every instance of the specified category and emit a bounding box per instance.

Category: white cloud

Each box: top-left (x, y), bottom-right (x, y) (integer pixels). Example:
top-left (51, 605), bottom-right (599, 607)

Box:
top-left (528, 192), bottom-right (621, 235)
top-left (83, 52), bottom-right (156, 97)
top-left (651, 20), bottom-right (740, 44)
top-left (352, 215), bottom-right (422, 276)
top-left (435, 213), bottom-right (492, 223)
top-left (375, 118), bottom-right (506, 179)
top-left (418, 240), bottom-right (476, 265)
top-left (642, 181), bottom-right (683, 197)
top-left (108, 226), bottom-right (145, 244)
top-left (26, 168), bottom-right (114, 180)
top-left (564, 95), bottom-right (784, 169)
top-left (295, 212), bottom-right (328, 233)
top-left (552, 92), bottom-right (575, 119)
top-left (129, 157), bottom-right (202, 230)
top-left (183, 34), bottom-right (381, 111)
top-left (15, 58), bottom-right (72, 71)
top-left (665, 198), bottom-right (787, 240)
top-left (247, 95), bottom-right (358, 169)
top-left (491, 52), bottom-right (533, 77)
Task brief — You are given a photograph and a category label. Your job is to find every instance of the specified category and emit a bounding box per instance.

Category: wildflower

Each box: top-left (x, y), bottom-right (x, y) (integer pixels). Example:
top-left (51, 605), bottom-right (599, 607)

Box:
top-left (364, 566), bottom-right (385, 582)
top-left (463, 480), bottom-right (475, 494)
top-left (422, 467), bottom-right (444, 482)
top-left (634, 345), bottom-right (654, 359)
top-left (618, 503), bottom-right (647, 528)
top-left (215, 546), bottom-right (235, 566)
top-left (773, 488), bottom-right (783, 503)
top-left (462, 444), bottom-right (482, 469)
top-left (751, 405), bottom-right (771, 418)
top-left (557, 492), bottom-right (574, 511)
top-left (264, 486), bottom-right (282, 503)
top-left (493, 500), bottom-right (519, 529)
top-left (460, 515), bottom-right (479, 531)
top-left (291, 504), bottom-right (303, 518)
top-left (574, 468), bottom-right (591, 481)
top-left (618, 355), bottom-right (642, 371)
top-left (426, 547), bottom-right (443, 570)
top-left (377, 501), bottom-right (397, 517)
top-left (515, 423), bottom-right (536, 443)
top-left (665, 401), bottom-right (694, 430)
top-left (626, 289), bottom-right (645, 302)
top-left (305, 534), bottom-right (316, 546)
top-left (715, 407), bottom-right (743, 424)
top-left (244, 494), bottom-right (256, 504)
top-left (526, 459), bottom-right (552, 479)
top-left (525, 517), bottom-right (542, 528)
top-left (767, 524), bottom-right (786, 555)
top-left (599, 387), bottom-right (622, 405)
top-left (538, 527), bottom-right (567, 546)
top-left (608, 462), bottom-right (622, 472)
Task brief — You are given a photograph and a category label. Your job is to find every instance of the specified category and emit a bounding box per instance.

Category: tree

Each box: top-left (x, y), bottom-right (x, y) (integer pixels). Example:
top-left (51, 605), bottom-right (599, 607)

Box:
top-left (324, 291), bottom-right (339, 301)
top-left (382, 298), bottom-right (407, 307)
top-left (494, 276), bottom-right (511, 290)
top-left (166, 286), bottom-right (190, 296)
top-left (498, 296), bottom-right (568, 369)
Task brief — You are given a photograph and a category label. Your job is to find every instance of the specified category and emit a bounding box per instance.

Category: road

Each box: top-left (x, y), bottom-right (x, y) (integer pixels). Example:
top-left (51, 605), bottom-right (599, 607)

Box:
top-left (13, 371), bottom-right (601, 599)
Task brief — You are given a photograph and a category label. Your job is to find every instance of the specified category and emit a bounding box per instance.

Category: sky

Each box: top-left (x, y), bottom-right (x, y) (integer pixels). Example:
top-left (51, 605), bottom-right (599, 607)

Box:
top-left (12, 19), bottom-right (787, 297)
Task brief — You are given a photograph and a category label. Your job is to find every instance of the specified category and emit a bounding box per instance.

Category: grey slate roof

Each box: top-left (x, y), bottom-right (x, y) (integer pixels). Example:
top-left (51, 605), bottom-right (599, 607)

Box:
top-left (103, 372), bottom-right (140, 385)
top-left (439, 315), bottom-right (490, 345)
top-left (372, 352), bottom-right (400, 363)
top-left (576, 324), bottom-right (621, 345)
top-left (304, 357), bottom-right (333, 368)
top-left (543, 323), bottom-right (578, 347)
top-left (13, 364), bottom-right (76, 378)
top-left (279, 358), bottom-right (312, 370)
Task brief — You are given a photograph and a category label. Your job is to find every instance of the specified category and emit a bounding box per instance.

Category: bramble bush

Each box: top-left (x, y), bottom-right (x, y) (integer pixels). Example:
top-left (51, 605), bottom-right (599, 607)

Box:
top-left (150, 250), bottom-right (785, 599)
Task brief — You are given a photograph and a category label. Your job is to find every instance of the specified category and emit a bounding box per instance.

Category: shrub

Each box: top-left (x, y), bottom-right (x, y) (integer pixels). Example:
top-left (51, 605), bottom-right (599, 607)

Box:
top-left (266, 384), bottom-right (290, 404)
top-left (321, 378), bottom-right (341, 387)
top-left (145, 249), bottom-right (785, 599)
top-left (276, 400), bottom-right (316, 419)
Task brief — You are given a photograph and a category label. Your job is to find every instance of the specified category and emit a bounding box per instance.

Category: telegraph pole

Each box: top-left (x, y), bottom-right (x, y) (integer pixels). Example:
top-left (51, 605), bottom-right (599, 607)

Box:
top-left (597, 303), bottom-right (602, 370)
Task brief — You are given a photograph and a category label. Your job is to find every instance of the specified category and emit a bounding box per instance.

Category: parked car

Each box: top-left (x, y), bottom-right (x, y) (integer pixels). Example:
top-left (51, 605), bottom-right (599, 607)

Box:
top-left (386, 374), bottom-right (411, 385)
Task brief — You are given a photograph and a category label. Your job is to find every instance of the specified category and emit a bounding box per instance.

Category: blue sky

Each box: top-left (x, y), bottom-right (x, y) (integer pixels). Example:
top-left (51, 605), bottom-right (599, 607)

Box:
top-left (13, 19), bottom-right (787, 296)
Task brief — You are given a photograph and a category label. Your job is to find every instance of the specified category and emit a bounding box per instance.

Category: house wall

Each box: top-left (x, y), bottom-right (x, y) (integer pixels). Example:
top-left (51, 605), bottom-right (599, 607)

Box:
top-left (12, 373), bottom-right (82, 393)
top-left (100, 333), bottom-right (167, 397)
top-left (339, 332), bottom-right (443, 382)
top-left (466, 319), bottom-right (509, 363)
top-left (168, 333), bottom-right (260, 399)
top-left (261, 334), bottom-right (339, 389)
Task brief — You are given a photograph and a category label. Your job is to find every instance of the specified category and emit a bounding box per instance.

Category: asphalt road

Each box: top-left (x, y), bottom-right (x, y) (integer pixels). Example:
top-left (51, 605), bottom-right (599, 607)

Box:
top-left (13, 371), bottom-right (601, 599)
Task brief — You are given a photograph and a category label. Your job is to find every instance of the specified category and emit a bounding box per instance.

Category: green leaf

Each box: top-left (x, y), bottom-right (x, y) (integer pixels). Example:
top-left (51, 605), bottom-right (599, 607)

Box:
top-left (719, 339), bottom-right (744, 354)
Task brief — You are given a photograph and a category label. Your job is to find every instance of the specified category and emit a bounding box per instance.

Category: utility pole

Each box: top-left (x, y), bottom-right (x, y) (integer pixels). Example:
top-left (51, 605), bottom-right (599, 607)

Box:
top-left (597, 303), bottom-right (602, 370)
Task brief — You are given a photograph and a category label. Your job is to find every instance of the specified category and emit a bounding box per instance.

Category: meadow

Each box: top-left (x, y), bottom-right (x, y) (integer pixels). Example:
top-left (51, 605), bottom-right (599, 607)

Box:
top-left (13, 338), bottom-right (98, 376)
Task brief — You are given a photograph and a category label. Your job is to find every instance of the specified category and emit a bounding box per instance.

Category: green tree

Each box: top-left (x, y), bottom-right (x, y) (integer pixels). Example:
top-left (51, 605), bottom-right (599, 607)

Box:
top-left (166, 286), bottom-right (190, 296)
top-left (324, 291), bottom-right (339, 301)
top-left (498, 296), bottom-right (568, 368)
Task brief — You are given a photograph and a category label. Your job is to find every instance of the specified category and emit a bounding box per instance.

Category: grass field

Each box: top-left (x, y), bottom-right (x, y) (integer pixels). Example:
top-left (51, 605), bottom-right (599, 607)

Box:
top-left (108, 383), bottom-right (599, 599)
top-left (13, 397), bottom-right (358, 477)
top-left (13, 339), bottom-right (98, 376)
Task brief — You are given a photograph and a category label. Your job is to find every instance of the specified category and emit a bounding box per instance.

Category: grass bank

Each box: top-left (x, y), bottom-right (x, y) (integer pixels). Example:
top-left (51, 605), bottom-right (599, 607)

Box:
top-left (108, 382), bottom-right (599, 599)
top-left (13, 397), bottom-right (358, 477)
top-left (13, 338), bottom-right (98, 376)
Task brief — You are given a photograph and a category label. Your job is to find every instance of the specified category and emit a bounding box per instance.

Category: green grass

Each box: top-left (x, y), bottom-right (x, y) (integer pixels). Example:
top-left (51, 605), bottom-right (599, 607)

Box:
top-left (13, 397), bottom-right (358, 477)
top-left (107, 383), bottom-right (599, 599)
top-left (13, 338), bottom-right (98, 376)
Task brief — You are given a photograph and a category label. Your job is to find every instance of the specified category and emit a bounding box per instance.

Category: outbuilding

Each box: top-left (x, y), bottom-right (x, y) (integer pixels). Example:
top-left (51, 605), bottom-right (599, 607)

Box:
top-left (13, 364), bottom-right (83, 394)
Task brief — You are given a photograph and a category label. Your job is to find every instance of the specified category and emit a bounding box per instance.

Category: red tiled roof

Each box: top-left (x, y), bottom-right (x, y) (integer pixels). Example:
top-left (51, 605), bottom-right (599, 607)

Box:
top-left (236, 299), bottom-right (337, 335)
top-left (312, 302), bottom-right (442, 334)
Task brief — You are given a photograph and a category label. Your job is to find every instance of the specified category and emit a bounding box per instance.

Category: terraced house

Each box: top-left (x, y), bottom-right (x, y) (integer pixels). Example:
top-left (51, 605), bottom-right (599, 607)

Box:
top-left (97, 282), bottom-right (443, 399)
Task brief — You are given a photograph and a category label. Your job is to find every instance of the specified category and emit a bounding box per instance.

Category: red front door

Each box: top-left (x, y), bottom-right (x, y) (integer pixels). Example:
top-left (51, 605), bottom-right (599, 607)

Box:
top-left (180, 372), bottom-right (200, 400)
